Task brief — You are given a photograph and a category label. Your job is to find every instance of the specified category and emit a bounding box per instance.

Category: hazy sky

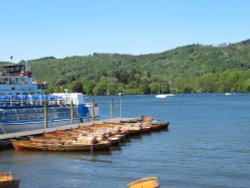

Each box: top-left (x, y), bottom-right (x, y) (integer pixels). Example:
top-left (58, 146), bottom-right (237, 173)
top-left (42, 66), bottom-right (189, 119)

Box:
top-left (0, 0), bottom-right (249, 62)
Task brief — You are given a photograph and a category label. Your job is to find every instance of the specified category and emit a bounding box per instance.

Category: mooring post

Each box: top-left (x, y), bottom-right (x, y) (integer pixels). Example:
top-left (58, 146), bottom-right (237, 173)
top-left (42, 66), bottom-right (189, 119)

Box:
top-left (110, 97), bottom-right (114, 118)
top-left (119, 93), bottom-right (123, 119)
top-left (141, 114), bottom-right (144, 121)
top-left (70, 99), bottom-right (74, 125)
top-left (92, 98), bottom-right (95, 121)
top-left (44, 101), bottom-right (48, 129)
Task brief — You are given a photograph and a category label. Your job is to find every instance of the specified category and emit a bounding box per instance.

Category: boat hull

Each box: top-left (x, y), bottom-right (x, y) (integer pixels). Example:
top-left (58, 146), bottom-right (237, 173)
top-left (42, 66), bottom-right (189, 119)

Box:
top-left (0, 172), bottom-right (20, 188)
top-left (12, 140), bottom-right (110, 152)
top-left (0, 180), bottom-right (20, 188)
top-left (127, 177), bottom-right (160, 188)
top-left (0, 119), bottom-right (82, 134)
top-left (155, 94), bottom-right (175, 98)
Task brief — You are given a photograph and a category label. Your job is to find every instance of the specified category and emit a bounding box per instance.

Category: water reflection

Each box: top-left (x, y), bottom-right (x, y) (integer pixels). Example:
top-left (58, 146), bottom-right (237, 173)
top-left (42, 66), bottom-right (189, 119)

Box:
top-left (11, 149), bottom-right (112, 157)
top-left (71, 157), bottom-right (113, 163)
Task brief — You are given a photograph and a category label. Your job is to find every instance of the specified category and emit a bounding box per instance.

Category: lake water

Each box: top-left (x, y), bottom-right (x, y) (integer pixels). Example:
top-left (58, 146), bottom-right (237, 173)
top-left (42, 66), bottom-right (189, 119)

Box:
top-left (1, 94), bottom-right (250, 188)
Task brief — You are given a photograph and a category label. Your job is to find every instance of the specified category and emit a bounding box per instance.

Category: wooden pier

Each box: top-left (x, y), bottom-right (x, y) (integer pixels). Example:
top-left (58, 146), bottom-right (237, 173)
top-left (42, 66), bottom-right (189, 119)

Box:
top-left (1, 117), bottom-right (170, 151)
top-left (0, 118), bottom-right (140, 141)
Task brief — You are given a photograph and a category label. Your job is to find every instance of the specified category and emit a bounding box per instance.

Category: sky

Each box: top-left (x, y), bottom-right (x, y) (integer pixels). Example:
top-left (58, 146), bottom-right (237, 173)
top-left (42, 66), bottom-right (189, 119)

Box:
top-left (0, 0), bottom-right (249, 62)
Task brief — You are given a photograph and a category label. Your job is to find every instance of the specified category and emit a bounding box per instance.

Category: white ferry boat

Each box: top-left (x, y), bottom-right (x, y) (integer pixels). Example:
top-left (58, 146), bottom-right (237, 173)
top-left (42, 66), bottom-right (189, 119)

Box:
top-left (0, 64), bottom-right (99, 134)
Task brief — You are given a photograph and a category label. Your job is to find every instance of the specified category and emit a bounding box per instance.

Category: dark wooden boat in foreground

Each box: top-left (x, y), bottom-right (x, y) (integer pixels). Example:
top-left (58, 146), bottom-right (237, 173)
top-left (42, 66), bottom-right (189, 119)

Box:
top-left (0, 172), bottom-right (20, 188)
top-left (127, 177), bottom-right (160, 188)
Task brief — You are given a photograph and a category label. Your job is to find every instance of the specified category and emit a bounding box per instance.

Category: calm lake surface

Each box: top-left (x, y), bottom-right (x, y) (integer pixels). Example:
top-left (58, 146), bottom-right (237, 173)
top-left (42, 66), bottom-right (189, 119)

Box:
top-left (1, 93), bottom-right (250, 188)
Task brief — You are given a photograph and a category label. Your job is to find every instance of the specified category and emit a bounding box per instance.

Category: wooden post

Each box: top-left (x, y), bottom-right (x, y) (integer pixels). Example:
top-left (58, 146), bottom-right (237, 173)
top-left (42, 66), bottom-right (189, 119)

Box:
top-left (119, 93), bottom-right (123, 119)
top-left (10, 96), bottom-right (13, 107)
top-left (110, 97), bottom-right (114, 118)
top-left (141, 114), bottom-right (144, 121)
top-left (91, 98), bottom-right (95, 121)
top-left (44, 101), bottom-right (48, 129)
top-left (70, 99), bottom-right (74, 125)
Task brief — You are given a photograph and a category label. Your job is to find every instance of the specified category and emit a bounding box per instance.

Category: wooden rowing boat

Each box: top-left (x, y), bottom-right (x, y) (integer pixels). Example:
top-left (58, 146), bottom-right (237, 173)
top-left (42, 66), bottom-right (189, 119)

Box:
top-left (159, 122), bottom-right (169, 129)
top-left (106, 136), bottom-right (120, 146)
top-left (0, 172), bottom-right (13, 182)
top-left (0, 172), bottom-right (20, 188)
top-left (12, 136), bottom-right (111, 152)
top-left (150, 123), bottom-right (162, 131)
top-left (43, 132), bottom-right (80, 139)
top-left (44, 128), bottom-right (123, 147)
top-left (123, 124), bottom-right (142, 135)
top-left (127, 177), bottom-right (160, 188)
top-left (141, 123), bottom-right (152, 133)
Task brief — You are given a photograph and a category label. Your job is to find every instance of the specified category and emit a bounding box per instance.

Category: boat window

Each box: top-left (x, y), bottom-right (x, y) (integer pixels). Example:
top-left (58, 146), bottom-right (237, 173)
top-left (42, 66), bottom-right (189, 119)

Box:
top-left (4, 115), bottom-right (17, 121)
top-left (30, 114), bottom-right (38, 119)
top-left (3, 109), bottom-right (16, 115)
top-left (15, 109), bottom-right (21, 114)
top-left (47, 108), bottom-right (55, 113)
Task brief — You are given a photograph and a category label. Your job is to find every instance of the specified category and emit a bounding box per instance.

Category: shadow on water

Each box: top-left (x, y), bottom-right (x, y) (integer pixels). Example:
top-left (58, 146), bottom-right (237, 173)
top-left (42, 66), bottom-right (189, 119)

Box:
top-left (11, 149), bottom-right (112, 158)
top-left (0, 146), bottom-right (13, 153)
top-left (70, 157), bottom-right (113, 164)
top-left (110, 145), bottom-right (122, 151)
top-left (128, 135), bottom-right (143, 140)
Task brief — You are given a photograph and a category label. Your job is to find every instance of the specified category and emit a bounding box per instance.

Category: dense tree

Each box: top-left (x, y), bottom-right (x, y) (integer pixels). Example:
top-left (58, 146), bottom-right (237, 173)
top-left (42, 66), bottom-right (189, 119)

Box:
top-left (1, 39), bottom-right (250, 94)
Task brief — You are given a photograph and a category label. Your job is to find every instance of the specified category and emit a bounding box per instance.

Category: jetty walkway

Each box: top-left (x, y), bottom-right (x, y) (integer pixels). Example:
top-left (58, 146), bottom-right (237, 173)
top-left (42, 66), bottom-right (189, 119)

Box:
top-left (0, 118), bottom-right (141, 148)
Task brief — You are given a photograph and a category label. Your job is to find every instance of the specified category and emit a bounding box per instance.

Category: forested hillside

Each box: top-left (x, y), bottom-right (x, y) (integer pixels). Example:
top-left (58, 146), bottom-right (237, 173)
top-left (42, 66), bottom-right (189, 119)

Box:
top-left (2, 39), bottom-right (250, 95)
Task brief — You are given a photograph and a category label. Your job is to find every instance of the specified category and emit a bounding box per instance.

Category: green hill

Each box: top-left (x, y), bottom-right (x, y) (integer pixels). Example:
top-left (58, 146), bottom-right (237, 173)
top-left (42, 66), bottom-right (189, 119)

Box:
top-left (2, 39), bottom-right (250, 94)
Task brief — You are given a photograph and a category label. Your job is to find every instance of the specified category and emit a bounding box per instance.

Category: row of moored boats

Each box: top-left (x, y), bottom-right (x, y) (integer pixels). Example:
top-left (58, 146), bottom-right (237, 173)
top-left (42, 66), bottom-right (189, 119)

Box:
top-left (12, 117), bottom-right (169, 152)
top-left (0, 172), bottom-right (160, 188)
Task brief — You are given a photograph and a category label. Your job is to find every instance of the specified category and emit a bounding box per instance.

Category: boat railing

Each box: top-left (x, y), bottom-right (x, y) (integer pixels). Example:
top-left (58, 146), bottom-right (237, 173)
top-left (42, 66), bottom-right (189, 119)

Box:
top-left (0, 95), bottom-right (64, 108)
top-left (0, 106), bottom-right (77, 122)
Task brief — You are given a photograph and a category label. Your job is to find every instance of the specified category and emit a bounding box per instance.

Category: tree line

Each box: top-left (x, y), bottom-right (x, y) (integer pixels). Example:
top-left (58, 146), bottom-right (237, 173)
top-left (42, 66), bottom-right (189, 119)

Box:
top-left (1, 39), bottom-right (250, 95)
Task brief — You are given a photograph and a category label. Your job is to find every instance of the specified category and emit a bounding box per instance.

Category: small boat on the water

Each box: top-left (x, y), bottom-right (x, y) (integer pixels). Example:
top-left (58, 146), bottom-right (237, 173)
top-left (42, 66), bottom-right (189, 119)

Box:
top-left (159, 122), bottom-right (169, 129)
top-left (12, 136), bottom-right (111, 152)
top-left (45, 126), bottom-right (123, 146)
top-left (150, 123), bottom-right (162, 131)
top-left (123, 125), bottom-right (142, 135)
top-left (155, 93), bottom-right (175, 98)
top-left (0, 172), bottom-right (20, 188)
top-left (141, 124), bottom-right (152, 133)
top-left (225, 93), bottom-right (236, 96)
top-left (127, 177), bottom-right (160, 188)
